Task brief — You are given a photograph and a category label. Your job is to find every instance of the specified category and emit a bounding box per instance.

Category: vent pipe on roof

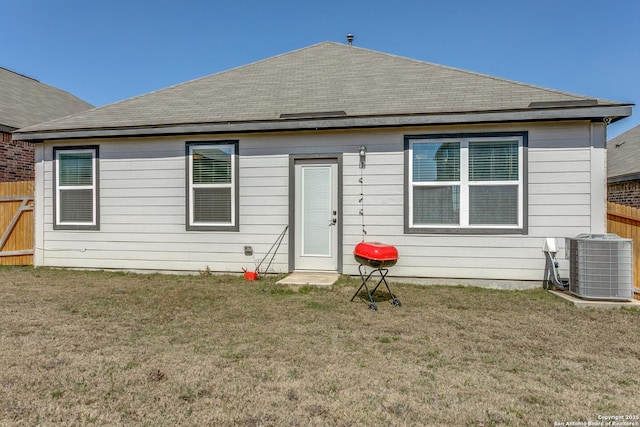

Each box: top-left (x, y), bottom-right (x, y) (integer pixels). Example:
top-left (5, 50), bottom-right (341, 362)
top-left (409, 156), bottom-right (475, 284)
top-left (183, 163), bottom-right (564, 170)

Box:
top-left (347, 34), bottom-right (354, 45)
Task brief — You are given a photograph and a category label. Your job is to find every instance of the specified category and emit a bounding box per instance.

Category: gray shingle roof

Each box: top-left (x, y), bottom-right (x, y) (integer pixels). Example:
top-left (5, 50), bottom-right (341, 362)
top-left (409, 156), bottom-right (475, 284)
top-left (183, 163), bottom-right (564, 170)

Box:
top-left (15, 42), bottom-right (630, 138)
top-left (0, 67), bottom-right (92, 130)
top-left (607, 125), bottom-right (640, 180)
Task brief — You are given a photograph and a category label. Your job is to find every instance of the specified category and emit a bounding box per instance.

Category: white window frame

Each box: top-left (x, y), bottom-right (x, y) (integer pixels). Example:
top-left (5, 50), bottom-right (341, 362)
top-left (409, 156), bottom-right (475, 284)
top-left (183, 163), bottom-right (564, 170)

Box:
top-left (406, 133), bottom-right (526, 234)
top-left (186, 141), bottom-right (238, 231)
top-left (54, 146), bottom-right (98, 230)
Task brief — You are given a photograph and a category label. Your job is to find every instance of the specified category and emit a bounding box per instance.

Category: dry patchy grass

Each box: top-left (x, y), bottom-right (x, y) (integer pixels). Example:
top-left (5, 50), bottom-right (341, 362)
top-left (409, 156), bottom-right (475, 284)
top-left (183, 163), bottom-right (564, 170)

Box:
top-left (1, 267), bottom-right (639, 426)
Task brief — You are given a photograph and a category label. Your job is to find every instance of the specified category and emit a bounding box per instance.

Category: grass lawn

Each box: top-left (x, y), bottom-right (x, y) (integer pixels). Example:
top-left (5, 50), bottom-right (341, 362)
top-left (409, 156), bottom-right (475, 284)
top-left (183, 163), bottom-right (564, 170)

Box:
top-left (1, 267), bottom-right (639, 426)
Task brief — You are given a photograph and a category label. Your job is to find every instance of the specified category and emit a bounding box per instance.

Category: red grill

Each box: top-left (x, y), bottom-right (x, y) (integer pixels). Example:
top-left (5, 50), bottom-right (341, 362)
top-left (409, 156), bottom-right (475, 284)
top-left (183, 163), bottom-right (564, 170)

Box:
top-left (353, 242), bottom-right (399, 268)
top-left (351, 242), bottom-right (401, 310)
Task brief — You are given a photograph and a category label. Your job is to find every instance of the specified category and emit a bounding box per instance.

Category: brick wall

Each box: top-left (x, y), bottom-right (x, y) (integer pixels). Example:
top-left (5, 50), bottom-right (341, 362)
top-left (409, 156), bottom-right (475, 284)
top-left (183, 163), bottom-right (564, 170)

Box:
top-left (608, 181), bottom-right (640, 208)
top-left (0, 131), bottom-right (35, 182)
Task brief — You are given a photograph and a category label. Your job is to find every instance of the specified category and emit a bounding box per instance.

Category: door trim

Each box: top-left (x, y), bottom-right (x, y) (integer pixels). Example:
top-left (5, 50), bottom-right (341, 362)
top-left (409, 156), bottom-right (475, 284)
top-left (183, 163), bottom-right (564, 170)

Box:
top-left (288, 153), bottom-right (343, 273)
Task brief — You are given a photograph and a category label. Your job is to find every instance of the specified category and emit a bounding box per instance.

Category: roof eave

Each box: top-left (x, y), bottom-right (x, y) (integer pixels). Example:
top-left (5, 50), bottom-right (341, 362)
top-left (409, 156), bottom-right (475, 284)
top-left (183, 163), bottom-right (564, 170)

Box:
top-left (608, 173), bottom-right (640, 184)
top-left (0, 124), bottom-right (17, 133)
top-left (14, 104), bottom-right (633, 142)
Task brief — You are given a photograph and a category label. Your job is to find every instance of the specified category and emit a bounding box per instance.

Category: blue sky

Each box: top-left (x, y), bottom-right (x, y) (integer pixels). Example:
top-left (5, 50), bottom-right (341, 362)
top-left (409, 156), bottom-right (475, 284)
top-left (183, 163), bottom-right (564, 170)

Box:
top-left (4, 0), bottom-right (639, 137)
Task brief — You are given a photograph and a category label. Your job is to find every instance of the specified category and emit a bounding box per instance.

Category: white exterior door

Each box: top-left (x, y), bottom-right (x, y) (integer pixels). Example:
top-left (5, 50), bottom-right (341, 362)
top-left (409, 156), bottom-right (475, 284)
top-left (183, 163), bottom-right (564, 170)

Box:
top-left (294, 160), bottom-right (338, 271)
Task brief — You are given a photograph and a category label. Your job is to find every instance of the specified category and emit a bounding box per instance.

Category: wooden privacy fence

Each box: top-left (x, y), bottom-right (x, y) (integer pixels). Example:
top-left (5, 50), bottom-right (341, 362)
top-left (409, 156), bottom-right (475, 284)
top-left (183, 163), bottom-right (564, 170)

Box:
top-left (0, 181), bottom-right (34, 265)
top-left (607, 201), bottom-right (640, 295)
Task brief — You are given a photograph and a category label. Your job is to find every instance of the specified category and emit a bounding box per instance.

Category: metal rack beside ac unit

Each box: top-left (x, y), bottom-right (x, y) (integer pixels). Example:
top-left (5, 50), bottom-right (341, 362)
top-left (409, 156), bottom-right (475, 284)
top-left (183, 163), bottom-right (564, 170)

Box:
top-left (565, 234), bottom-right (633, 301)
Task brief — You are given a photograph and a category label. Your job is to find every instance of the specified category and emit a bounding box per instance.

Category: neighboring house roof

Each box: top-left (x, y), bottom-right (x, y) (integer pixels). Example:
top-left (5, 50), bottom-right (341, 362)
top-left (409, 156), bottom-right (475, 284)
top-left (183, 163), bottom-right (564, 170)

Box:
top-left (607, 124), bottom-right (640, 183)
top-left (14, 42), bottom-right (631, 141)
top-left (0, 67), bottom-right (93, 133)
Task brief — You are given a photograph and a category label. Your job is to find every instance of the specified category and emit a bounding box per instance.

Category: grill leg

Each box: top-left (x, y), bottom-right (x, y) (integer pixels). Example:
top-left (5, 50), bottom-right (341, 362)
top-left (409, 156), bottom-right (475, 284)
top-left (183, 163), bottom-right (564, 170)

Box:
top-left (369, 268), bottom-right (401, 307)
top-left (351, 264), bottom-right (376, 305)
top-left (351, 265), bottom-right (400, 308)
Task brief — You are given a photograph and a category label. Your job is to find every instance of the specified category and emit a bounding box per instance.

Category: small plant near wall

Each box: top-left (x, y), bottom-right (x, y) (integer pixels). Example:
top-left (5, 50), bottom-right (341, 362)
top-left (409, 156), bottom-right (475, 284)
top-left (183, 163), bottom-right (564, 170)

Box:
top-left (199, 266), bottom-right (212, 276)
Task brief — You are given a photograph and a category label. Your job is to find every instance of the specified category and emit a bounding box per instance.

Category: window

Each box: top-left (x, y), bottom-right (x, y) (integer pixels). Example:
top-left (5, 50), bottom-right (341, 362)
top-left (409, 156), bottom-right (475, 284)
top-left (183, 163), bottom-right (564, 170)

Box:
top-left (406, 132), bottom-right (526, 234)
top-left (186, 141), bottom-right (239, 231)
top-left (54, 146), bottom-right (99, 230)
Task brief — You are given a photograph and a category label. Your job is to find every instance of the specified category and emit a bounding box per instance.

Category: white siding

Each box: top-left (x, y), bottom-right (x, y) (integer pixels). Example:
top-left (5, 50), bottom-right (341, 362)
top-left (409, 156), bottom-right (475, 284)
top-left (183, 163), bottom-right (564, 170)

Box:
top-left (36, 121), bottom-right (605, 283)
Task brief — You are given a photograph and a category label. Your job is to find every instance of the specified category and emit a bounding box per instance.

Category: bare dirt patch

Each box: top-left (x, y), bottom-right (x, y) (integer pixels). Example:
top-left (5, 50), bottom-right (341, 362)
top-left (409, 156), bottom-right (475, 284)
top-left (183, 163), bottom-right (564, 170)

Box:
top-left (1, 267), bottom-right (639, 426)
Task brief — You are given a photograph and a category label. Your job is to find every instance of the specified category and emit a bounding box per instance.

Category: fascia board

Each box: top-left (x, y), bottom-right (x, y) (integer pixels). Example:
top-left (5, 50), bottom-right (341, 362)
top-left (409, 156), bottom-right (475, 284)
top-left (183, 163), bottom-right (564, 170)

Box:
top-left (14, 105), bottom-right (633, 142)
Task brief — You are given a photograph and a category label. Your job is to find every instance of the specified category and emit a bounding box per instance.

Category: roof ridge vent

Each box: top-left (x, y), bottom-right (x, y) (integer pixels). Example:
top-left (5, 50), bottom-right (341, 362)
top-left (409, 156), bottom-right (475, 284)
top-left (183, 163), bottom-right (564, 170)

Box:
top-left (280, 110), bottom-right (347, 119)
top-left (528, 99), bottom-right (598, 108)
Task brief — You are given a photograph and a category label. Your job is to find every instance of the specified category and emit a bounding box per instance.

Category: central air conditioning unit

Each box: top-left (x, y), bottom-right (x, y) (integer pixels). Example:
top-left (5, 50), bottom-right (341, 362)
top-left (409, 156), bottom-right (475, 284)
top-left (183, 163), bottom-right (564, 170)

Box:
top-left (565, 234), bottom-right (633, 301)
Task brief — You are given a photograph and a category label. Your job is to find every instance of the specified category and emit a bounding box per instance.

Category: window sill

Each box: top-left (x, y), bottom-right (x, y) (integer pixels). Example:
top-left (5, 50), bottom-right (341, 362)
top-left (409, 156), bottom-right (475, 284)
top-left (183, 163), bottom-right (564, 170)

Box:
top-left (187, 224), bottom-right (239, 232)
top-left (405, 226), bottom-right (526, 235)
top-left (53, 224), bottom-right (100, 231)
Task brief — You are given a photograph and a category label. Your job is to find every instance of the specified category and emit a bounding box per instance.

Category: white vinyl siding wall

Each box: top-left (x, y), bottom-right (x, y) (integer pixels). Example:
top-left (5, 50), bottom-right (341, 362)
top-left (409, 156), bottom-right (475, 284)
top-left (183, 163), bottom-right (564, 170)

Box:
top-left (34, 121), bottom-right (603, 282)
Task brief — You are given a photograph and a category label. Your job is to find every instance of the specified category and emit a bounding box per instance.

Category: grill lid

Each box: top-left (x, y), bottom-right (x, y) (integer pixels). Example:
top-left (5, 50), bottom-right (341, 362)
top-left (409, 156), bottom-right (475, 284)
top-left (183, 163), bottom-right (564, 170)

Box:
top-left (353, 242), bottom-right (399, 262)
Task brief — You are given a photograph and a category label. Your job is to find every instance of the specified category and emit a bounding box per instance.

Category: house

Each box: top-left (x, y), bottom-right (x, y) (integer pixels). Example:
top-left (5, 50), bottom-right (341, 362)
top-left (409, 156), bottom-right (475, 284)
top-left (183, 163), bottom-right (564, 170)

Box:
top-left (607, 124), bottom-right (640, 208)
top-left (0, 67), bottom-right (92, 182)
top-left (14, 42), bottom-right (632, 283)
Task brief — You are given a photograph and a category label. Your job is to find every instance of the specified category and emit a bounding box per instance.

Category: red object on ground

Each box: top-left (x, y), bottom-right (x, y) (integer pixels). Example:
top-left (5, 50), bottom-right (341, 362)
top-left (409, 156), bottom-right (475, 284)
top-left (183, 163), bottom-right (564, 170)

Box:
top-left (353, 242), bottom-right (399, 268)
top-left (242, 268), bottom-right (258, 280)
